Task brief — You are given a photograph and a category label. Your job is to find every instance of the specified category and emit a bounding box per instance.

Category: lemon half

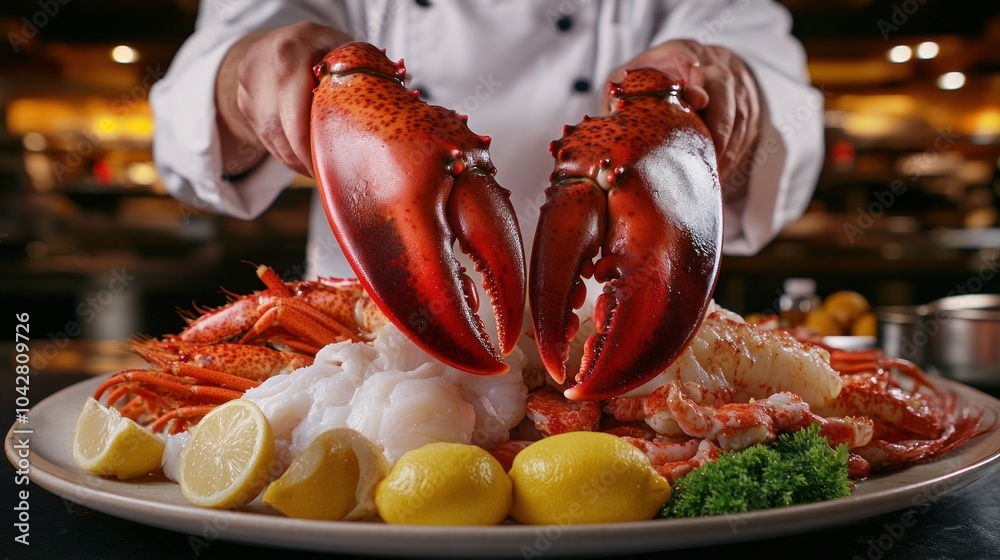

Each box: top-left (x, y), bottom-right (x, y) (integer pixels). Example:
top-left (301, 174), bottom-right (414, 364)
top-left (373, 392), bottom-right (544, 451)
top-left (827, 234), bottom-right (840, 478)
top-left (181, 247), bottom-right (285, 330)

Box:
top-left (177, 400), bottom-right (274, 509)
top-left (263, 428), bottom-right (389, 521)
top-left (73, 397), bottom-right (165, 480)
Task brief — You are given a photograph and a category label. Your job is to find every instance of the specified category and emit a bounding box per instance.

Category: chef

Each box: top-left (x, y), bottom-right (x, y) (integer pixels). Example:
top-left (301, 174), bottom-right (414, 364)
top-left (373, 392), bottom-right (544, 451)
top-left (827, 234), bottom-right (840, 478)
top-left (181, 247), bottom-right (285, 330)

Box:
top-left (150, 0), bottom-right (823, 281)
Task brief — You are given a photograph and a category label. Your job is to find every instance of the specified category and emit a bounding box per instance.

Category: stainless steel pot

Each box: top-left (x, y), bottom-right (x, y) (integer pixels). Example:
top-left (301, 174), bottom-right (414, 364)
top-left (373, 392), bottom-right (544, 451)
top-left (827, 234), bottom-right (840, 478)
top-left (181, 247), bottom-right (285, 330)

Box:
top-left (876, 294), bottom-right (1000, 385)
top-left (876, 305), bottom-right (928, 366)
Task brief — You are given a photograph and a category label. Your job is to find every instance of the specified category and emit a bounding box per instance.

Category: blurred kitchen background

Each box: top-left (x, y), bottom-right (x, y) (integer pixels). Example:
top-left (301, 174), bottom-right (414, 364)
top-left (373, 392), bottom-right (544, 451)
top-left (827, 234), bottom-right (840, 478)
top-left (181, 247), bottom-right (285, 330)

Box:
top-left (1, 0), bottom-right (999, 348)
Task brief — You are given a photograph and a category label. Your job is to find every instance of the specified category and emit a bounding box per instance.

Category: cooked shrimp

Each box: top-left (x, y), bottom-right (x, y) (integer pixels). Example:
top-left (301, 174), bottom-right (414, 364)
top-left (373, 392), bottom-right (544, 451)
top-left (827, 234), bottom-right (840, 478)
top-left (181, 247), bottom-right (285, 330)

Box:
top-left (666, 382), bottom-right (874, 451)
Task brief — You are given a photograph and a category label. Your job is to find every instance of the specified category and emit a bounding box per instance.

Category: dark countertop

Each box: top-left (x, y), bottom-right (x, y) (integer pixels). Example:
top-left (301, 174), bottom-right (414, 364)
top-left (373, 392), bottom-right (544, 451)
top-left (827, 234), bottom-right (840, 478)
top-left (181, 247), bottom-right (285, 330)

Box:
top-left (3, 344), bottom-right (1000, 560)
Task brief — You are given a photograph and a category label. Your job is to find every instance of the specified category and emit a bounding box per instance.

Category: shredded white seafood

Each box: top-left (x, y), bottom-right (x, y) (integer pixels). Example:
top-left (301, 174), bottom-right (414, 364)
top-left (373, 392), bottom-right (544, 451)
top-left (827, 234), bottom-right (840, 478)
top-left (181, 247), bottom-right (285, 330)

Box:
top-left (166, 324), bottom-right (527, 477)
top-left (160, 430), bottom-right (189, 482)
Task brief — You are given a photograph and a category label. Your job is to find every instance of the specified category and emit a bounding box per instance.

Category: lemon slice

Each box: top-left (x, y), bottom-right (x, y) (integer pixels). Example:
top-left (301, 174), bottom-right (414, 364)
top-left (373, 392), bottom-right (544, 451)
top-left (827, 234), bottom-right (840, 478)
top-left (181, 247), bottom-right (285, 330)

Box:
top-left (73, 397), bottom-right (166, 480)
top-left (177, 400), bottom-right (274, 509)
top-left (263, 428), bottom-right (389, 521)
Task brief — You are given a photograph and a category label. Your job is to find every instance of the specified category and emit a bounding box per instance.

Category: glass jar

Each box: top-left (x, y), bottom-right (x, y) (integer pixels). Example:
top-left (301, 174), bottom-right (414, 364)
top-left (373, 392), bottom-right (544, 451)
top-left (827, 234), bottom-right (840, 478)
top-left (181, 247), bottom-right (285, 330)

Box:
top-left (779, 278), bottom-right (820, 329)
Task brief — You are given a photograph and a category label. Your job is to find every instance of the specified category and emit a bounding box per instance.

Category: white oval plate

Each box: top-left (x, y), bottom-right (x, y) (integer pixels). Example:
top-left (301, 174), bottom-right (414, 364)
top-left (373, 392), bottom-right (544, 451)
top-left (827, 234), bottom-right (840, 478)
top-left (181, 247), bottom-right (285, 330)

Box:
top-left (7, 375), bottom-right (1000, 558)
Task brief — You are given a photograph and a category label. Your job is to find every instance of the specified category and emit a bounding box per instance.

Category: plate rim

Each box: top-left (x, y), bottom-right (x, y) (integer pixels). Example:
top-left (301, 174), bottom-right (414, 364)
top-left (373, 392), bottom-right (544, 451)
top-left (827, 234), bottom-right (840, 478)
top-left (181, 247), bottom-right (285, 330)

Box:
top-left (8, 374), bottom-right (1000, 557)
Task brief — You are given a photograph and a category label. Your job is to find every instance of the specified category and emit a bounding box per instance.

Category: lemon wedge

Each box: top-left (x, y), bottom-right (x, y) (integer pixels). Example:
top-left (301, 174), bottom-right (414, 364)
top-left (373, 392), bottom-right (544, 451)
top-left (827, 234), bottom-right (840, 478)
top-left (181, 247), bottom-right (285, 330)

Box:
top-left (177, 400), bottom-right (274, 509)
top-left (73, 397), bottom-right (165, 480)
top-left (263, 428), bottom-right (389, 521)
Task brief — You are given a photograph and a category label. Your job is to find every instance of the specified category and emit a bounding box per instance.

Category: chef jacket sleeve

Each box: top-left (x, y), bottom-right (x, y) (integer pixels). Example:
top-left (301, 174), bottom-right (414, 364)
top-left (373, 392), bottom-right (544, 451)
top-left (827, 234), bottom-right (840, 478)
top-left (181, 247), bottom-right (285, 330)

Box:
top-left (650, 0), bottom-right (824, 255)
top-left (149, 0), bottom-right (352, 220)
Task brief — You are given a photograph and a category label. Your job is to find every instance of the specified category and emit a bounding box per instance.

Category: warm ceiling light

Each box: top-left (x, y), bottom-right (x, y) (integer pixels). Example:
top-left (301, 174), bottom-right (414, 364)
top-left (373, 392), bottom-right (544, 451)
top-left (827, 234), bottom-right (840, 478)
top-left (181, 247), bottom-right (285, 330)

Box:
top-left (937, 71), bottom-right (966, 90)
top-left (111, 45), bottom-right (138, 64)
top-left (887, 45), bottom-right (912, 63)
top-left (916, 41), bottom-right (939, 60)
top-left (22, 132), bottom-right (47, 151)
top-left (126, 162), bottom-right (157, 185)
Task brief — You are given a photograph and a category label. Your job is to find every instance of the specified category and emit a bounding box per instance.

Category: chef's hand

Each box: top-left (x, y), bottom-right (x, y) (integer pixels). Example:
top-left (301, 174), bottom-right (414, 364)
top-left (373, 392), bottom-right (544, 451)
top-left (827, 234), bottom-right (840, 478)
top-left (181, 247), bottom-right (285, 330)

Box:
top-left (216, 22), bottom-right (352, 178)
top-left (604, 40), bottom-right (761, 200)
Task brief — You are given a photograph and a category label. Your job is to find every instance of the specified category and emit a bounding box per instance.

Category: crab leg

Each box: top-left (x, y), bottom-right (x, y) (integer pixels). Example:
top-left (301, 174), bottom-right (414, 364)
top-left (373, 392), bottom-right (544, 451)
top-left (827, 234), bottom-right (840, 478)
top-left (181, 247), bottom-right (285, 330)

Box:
top-left (130, 340), bottom-right (313, 382)
top-left (94, 370), bottom-right (245, 404)
top-left (239, 298), bottom-right (362, 352)
top-left (150, 405), bottom-right (216, 434)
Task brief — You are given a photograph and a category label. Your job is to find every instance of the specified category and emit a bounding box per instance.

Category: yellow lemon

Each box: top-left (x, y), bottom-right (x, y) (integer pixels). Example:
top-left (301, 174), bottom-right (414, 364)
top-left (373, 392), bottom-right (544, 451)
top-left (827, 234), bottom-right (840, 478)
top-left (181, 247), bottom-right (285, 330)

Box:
top-left (804, 308), bottom-right (842, 337)
top-left (851, 311), bottom-right (878, 337)
top-left (375, 442), bottom-right (512, 525)
top-left (508, 431), bottom-right (671, 525)
top-left (823, 290), bottom-right (870, 329)
top-left (263, 428), bottom-right (389, 521)
top-left (177, 400), bottom-right (274, 509)
top-left (73, 397), bottom-right (165, 479)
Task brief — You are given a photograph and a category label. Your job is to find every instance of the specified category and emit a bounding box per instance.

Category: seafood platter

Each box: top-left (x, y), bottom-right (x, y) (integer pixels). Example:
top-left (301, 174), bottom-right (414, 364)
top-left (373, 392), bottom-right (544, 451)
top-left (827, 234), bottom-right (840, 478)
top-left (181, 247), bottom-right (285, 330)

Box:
top-left (8, 42), bottom-right (999, 556)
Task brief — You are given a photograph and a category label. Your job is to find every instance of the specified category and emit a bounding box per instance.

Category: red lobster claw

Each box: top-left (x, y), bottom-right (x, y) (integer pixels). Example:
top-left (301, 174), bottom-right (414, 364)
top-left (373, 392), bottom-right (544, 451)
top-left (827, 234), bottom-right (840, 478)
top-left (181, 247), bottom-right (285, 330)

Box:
top-left (530, 69), bottom-right (723, 400)
top-left (310, 42), bottom-right (525, 374)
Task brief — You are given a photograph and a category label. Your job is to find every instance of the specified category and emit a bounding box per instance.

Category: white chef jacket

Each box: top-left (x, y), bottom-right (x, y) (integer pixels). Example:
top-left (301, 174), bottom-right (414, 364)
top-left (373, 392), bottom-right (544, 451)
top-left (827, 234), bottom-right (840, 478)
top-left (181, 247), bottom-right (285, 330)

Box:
top-left (150, 0), bottom-right (823, 281)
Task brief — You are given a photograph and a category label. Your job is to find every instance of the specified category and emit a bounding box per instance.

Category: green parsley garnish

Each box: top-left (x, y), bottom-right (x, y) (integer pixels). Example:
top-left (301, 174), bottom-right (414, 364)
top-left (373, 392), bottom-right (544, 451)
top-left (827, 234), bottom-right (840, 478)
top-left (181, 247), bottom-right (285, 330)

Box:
top-left (661, 424), bottom-right (852, 518)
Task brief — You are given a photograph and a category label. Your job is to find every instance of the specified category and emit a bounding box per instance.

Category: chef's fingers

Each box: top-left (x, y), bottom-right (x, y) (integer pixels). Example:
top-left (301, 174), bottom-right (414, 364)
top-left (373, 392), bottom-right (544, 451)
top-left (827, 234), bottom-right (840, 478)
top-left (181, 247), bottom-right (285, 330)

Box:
top-left (700, 52), bottom-right (737, 180)
top-left (602, 39), bottom-right (706, 114)
top-left (273, 23), bottom-right (352, 177)
top-left (681, 63), bottom-right (709, 111)
top-left (234, 23), bottom-right (350, 177)
top-left (699, 47), bottom-right (760, 200)
top-left (237, 78), bottom-right (308, 177)
top-left (276, 67), bottom-right (318, 177)
top-left (721, 54), bottom-right (760, 201)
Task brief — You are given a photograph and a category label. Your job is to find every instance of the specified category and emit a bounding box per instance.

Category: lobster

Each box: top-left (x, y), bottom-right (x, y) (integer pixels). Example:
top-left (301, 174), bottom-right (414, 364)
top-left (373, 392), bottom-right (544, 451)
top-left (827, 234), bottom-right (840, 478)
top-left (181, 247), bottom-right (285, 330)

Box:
top-left (310, 42), bottom-right (526, 375)
top-left (310, 43), bottom-right (722, 403)
top-left (530, 69), bottom-right (723, 401)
